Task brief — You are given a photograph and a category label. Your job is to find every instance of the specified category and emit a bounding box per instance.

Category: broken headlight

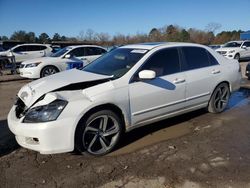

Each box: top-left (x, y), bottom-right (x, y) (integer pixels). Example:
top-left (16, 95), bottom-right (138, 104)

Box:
top-left (23, 99), bottom-right (68, 123)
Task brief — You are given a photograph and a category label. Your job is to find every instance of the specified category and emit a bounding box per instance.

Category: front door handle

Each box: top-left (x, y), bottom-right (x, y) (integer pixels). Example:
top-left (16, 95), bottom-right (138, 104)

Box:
top-left (173, 78), bottom-right (186, 84)
top-left (212, 69), bottom-right (221, 74)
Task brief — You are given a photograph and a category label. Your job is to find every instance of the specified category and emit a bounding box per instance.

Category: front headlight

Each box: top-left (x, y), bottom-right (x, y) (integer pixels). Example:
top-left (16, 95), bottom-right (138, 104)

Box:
top-left (229, 50), bottom-right (235, 53)
top-left (23, 99), bottom-right (68, 123)
top-left (25, 62), bottom-right (42, 68)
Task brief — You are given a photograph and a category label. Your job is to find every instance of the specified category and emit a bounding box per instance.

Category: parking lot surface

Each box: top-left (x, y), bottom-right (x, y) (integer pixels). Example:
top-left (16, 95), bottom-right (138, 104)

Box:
top-left (0, 63), bottom-right (250, 187)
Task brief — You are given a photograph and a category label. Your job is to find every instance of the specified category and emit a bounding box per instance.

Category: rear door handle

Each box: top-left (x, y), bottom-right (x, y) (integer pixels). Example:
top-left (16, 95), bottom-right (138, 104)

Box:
top-left (173, 78), bottom-right (186, 84)
top-left (212, 69), bottom-right (221, 74)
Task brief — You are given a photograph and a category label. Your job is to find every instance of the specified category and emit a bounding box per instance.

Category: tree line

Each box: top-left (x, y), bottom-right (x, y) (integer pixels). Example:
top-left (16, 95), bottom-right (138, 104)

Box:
top-left (0, 23), bottom-right (244, 46)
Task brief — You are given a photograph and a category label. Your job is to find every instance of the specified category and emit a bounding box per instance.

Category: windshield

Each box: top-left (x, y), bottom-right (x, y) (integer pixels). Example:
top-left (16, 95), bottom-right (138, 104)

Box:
top-left (223, 42), bottom-right (242, 48)
top-left (50, 47), bottom-right (71, 57)
top-left (83, 48), bottom-right (148, 78)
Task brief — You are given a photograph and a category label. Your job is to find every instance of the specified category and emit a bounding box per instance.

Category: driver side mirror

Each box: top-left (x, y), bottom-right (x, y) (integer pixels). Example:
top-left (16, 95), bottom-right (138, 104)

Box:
top-left (64, 54), bottom-right (71, 59)
top-left (242, 45), bottom-right (247, 49)
top-left (138, 70), bottom-right (156, 80)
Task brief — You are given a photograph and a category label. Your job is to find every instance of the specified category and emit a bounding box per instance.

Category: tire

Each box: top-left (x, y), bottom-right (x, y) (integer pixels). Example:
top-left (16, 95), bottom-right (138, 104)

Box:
top-left (234, 53), bottom-right (240, 61)
top-left (40, 66), bottom-right (59, 78)
top-left (75, 110), bottom-right (123, 156)
top-left (208, 83), bottom-right (230, 113)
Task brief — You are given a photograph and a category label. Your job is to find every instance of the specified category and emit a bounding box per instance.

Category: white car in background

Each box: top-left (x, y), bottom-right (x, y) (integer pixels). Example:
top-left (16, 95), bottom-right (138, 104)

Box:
top-left (216, 40), bottom-right (250, 60)
top-left (0, 43), bottom-right (53, 63)
top-left (19, 45), bottom-right (107, 78)
top-left (8, 42), bottom-right (241, 156)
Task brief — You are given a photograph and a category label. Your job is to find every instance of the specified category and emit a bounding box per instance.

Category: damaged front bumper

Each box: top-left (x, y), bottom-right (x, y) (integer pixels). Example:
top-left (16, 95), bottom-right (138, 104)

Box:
top-left (7, 105), bottom-right (76, 154)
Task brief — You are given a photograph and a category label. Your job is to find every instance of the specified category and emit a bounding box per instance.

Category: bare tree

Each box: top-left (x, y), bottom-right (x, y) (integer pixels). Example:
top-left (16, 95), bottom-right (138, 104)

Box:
top-left (205, 22), bottom-right (222, 33)
top-left (78, 30), bottom-right (85, 41)
top-left (85, 29), bottom-right (97, 41)
top-left (96, 32), bottom-right (110, 42)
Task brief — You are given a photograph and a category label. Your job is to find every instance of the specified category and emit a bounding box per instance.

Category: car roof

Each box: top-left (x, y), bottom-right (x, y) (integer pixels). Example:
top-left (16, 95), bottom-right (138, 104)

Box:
top-left (120, 42), bottom-right (207, 50)
top-left (17, 43), bottom-right (48, 46)
top-left (67, 45), bottom-right (106, 49)
top-left (226, 41), bottom-right (243, 43)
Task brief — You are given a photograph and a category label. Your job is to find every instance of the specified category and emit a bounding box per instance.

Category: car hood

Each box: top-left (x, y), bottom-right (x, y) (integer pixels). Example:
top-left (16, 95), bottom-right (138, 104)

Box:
top-left (21, 56), bottom-right (83, 65)
top-left (17, 69), bottom-right (113, 107)
top-left (216, 47), bottom-right (239, 52)
top-left (0, 50), bottom-right (8, 56)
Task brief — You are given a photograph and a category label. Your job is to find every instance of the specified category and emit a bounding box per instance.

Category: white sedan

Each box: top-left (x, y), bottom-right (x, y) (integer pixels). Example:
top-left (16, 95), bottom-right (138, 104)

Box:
top-left (19, 45), bottom-right (107, 78)
top-left (8, 42), bottom-right (241, 156)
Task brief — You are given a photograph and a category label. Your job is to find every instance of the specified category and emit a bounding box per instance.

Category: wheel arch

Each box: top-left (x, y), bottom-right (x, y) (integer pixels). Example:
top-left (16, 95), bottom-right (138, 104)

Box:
top-left (213, 81), bottom-right (231, 93)
top-left (74, 103), bottom-right (127, 134)
top-left (73, 103), bottom-right (128, 152)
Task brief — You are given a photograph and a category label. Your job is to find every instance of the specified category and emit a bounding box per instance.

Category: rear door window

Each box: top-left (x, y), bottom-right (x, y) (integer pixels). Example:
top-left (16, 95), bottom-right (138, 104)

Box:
top-left (26, 45), bottom-right (44, 51)
top-left (40, 45), bottom-right (47, 50)
top-left (182, 47), bottom-right (210, 70)
top-left (207, 51), bottom-right (219, 66)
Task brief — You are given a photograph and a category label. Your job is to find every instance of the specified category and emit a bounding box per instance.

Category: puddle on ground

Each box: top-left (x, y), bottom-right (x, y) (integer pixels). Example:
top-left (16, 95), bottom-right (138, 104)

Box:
top-left (110, 121), bottom-right (191, 156)
top-left (227, 88), bottom-right (250, 109)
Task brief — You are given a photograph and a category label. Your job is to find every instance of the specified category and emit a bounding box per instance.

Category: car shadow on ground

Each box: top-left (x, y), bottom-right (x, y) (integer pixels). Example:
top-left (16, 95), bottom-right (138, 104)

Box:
top-left (0, 119), bottom-right (19, 157)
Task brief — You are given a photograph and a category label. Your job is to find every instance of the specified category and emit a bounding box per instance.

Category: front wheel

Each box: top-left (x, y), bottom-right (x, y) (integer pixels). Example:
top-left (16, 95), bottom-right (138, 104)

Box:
top-left (40, 66), bottom-right (58, 78)
top-left (234, 53), bottom-right (240, 61)
top-left (208, 83), bottom-right (230, 113)
top-left (75, 110), bottom-right (123, 156)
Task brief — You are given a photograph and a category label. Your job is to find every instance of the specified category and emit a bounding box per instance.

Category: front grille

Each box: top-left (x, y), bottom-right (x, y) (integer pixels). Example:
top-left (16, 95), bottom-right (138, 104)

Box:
top-left (217, 51), bottom-right (227, 55)
top-left (15, 97), bottom-right (27, 118)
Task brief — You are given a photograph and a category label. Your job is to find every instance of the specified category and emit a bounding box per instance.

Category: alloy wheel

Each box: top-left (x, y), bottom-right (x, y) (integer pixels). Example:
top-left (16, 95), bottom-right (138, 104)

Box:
top-left (213, 85), bottom-right (230, 112)
top-left (82, 115), bottom-right (120, 155)
top-left (42, 67), bottom-right (57, 77)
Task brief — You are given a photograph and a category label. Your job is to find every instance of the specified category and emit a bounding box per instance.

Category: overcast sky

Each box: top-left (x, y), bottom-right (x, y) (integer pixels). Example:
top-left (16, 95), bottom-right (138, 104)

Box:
top-left (0, 0), bottom-right (249, 37)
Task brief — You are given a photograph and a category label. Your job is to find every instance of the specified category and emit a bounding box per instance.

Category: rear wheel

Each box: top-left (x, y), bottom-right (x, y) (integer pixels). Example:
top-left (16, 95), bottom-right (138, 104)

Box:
top-left (75, 110), bottom-right (123, 156)
top-left (40, 66), bottom-right (59, 77)
top-left (208, 83), bottom-right (230, 113)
